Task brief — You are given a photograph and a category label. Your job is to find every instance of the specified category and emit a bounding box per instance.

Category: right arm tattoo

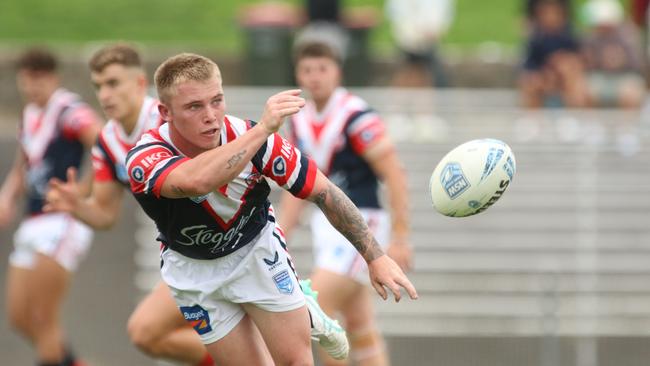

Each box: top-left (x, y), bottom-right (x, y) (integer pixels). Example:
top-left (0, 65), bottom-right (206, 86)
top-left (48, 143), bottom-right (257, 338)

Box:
top-left (311, 182), bottom-right (384, 262)
top-left (226, 149), bottom-right (247, 169)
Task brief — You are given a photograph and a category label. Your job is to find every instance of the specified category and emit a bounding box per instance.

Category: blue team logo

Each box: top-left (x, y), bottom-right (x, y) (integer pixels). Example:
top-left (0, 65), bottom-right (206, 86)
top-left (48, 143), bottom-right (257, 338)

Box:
top-left (180, 305), bottom-right (212, 335)
top-left (360, 130), bottom-right (375, 143)
top-left (130, 166), bottom-right (145, 183)
top-left (440, 162), bottom-right (470, 200)
top-left (272, 270), bottom-right (294, 294)
top-left (115, 164), bottom-right (128, 183)
top-left (272, 157), bottom-right (286, 177)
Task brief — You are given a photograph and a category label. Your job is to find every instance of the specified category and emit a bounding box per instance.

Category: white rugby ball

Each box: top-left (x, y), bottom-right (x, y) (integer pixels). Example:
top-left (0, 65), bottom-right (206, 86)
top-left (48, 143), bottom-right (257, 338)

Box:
top-left (429, 139), bottom-right (516, 217)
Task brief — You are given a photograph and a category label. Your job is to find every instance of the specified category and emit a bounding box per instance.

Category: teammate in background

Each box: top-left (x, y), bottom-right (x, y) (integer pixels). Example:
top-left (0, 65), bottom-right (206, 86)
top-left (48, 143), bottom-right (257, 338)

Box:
top-left (0, 48), bottom-right (102, 366)
top-left (45, 45), bottom-right (352, 365)
top-left (43, 44), bottom-right (215, 366)
top-left (124, 53), bottom-right (417, 366)
top-left (278, 41), bottom-right (413, 366)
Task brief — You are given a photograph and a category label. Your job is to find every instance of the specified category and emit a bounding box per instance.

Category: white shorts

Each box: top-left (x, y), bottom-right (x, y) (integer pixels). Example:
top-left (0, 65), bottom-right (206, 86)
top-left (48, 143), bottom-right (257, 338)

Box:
top-left (9, 213), bottom-right (94, 272)
top-left (310, 208), bottom-right (390, 284)
top-left (161, 220), bottom-right (305, 345)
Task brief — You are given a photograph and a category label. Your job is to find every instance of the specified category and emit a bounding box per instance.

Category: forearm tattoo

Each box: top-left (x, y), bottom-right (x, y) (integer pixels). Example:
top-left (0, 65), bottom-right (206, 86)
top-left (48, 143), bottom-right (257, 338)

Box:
top-left (313, 182), bottom-right (384, 262)
top-left (226, 149), bottom-right (247, 169)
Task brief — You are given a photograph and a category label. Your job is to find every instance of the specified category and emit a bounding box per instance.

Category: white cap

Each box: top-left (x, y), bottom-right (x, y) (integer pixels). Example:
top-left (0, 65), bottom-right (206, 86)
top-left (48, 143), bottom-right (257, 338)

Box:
top-left (583, 0), bottom-right (624, 26)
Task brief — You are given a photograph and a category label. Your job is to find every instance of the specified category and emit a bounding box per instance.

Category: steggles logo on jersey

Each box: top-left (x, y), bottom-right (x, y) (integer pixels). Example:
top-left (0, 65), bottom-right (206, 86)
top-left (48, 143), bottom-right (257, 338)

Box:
top-left (272, 157), bottom-right (286, 177)
top-left (175, 206), bottom-right (256, 253)
top-left (130, 166), bottom-right (145, 183)
top-left (180, 305), bottom-right (212, 335)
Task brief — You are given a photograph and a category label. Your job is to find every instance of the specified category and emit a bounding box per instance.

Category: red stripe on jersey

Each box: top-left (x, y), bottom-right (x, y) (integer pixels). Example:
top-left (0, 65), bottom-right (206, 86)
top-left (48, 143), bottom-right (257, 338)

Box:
top-left (295, 159), bottom-right (317, 199)
top-left (218, 185), bottom-right (228, 196)
top-left (152, 157), bottom-right (190, 198)
top-left (92, 156), bottom-right (114, 182)
top-left (224, 116), bottom-right (236, 142)
top-left (348, 116), bottom-right (386, 155)
top-left (262, 134), bottom-right (284, 175)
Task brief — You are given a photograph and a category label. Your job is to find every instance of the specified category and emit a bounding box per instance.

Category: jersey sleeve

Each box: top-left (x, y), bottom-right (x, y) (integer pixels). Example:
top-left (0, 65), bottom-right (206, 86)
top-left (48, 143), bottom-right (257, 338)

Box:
top-left (91, 144), bottom-right (115, 183)
top-left (61, 104), bottom-right (102, 140)
top-left (346, 110), bottom-right (387, 155)
top-left (126, 142), bottom-right (189, 198)
top-left (256, 132), bottom-right (317, 199)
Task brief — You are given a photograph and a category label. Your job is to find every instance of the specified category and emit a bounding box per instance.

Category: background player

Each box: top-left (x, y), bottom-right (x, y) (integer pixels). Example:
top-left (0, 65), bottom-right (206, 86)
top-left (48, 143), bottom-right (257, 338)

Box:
top-left (125, 53), bottom-right (417, 366)
top-left (0, 48), bottom-right (101, 366)
top-left (43, 44), bottom-right (215, 366)
top-left (278, 41), bottom-right (412, 366)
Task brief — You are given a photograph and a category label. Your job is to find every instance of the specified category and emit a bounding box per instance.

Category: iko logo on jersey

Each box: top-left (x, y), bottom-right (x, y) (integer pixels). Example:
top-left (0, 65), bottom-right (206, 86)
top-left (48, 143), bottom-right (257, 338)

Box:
top-left (272, 270), bottom-right (294, 294)
top-left (440, 162), bottom-right (470, 200)
top-left (140, 150), bottom-right (172, 169)
top-left (130, 166), bottom-right (145, 183)
top-left (272, 157), bottom-right (286, 177)
top-left (180, 305), bottom-right (212, 335)
top-left (175, 206), bottom-right (257, 253)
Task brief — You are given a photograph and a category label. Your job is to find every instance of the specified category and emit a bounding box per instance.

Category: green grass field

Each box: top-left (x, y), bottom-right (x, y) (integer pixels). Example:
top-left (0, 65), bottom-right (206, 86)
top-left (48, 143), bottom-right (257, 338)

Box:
top-left (0, 0), bottom-right (528, 54)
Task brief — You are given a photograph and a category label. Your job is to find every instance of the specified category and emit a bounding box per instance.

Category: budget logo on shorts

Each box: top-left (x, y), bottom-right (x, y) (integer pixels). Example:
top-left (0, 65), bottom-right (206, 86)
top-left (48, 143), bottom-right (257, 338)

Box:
top-left (130, 166), bottom-right (145, 183)
top-left (272, 270), bottom-right (294, 294)
top-left (272, 157), bottom-right (286, 177)
top-left (440, 162), bottom-right (470, 200)
top-left (180, 305), bottom-right (212, 335)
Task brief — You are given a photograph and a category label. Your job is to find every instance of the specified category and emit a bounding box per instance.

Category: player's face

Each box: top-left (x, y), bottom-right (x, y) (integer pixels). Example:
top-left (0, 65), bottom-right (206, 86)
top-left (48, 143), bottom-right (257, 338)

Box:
top-left (91, 64), bottom-right (145, 122)
top-left (295, 56), bottom-right (341, 104)
top-left (16, 70), bottom-right (59, 107)
top-left (161, 74), bottom-right (226, 156)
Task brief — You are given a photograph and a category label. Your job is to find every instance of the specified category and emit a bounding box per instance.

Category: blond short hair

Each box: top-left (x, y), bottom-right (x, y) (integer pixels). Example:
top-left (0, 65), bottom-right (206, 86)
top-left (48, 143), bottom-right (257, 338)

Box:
top-left (154, 53), bottom-right (221, 104)
top-left (89, 43), bottom-right (142, 73)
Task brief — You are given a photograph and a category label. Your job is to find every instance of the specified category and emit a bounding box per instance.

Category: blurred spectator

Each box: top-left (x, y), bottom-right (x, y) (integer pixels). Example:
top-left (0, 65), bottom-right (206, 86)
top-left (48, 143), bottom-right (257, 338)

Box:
top-left (385, 0), bottom-right (455, 87)
top-left (524, 0), bottom-right (572, 30)
top-left (582, 0), bottom-right (646, 108)
top-left (519, 0), bottom-right (589, 108)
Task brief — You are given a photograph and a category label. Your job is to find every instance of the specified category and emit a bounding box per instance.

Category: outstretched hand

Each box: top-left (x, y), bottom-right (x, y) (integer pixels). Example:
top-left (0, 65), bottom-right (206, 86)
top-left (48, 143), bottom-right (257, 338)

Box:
top-left (43, 167), bottom-right (81, 214)
top-left (368, 254), bottom-right (418, 302)
top-left (259, 89), bottom-right (305, 134)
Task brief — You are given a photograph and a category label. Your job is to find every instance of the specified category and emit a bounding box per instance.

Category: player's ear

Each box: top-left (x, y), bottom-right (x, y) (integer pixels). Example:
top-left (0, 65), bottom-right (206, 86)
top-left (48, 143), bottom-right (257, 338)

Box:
top-left (158, 103), bottom-right (171, 122)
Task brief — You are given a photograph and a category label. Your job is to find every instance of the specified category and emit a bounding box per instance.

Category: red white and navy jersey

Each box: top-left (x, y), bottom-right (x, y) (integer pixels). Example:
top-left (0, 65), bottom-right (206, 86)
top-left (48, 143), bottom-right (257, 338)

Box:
top-left (288, 87), bottom-right (385, 208)
top-left (92, 96), bottom-right (162, 186)
top-left (19, 88), bottom-right (101, 215)
top-left (126, 115), bottom-right (317, 260)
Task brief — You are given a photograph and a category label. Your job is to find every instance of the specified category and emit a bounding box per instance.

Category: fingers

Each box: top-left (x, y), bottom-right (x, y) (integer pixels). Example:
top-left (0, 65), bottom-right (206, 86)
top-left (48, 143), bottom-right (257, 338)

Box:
top-left (396, 276), bottom-right (418, 300)
top-left (66, 167), bottom-right (77, 183)
top-left (371, 280), bottom-right (388, 300)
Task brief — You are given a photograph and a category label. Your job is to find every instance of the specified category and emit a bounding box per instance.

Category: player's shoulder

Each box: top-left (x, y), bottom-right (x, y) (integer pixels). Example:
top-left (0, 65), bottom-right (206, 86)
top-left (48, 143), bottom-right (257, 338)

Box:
top-left (224, 114), bottom-right (254, 135)
top-left (337, 88), bottom-right (368, 109)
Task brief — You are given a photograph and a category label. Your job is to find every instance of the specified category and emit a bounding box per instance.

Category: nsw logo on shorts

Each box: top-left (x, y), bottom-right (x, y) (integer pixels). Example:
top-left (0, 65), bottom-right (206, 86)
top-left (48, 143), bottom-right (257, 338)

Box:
top-left (273, 270), bottom-right (294, 294)
top-left (180, 305), bottom-right (212, 335)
